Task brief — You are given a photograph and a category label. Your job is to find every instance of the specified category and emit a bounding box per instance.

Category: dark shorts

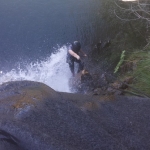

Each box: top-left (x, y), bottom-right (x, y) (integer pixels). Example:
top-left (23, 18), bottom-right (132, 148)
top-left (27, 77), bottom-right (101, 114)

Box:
top-left (66, 55), bottom-right (84, 73)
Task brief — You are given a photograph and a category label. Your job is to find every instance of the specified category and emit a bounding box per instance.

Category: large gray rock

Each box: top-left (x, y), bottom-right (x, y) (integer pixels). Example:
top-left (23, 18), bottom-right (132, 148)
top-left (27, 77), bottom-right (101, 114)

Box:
top-left (0, 81), bottom-right (150, 150)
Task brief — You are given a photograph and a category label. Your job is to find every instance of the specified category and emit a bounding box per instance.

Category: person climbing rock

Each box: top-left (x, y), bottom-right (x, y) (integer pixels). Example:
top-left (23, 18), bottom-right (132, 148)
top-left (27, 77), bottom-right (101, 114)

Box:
top-left (66, 41), bottom-right (87, 76)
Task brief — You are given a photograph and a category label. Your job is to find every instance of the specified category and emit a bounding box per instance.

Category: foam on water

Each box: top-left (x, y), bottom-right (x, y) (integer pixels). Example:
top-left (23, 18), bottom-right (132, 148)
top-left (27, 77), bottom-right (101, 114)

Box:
top-left (0, 46), bottom-right (72, 92)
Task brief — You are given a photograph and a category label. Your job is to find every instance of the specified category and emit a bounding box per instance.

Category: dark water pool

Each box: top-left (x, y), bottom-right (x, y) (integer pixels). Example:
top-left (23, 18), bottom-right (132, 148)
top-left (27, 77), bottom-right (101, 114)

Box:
top-left (0, 0), bottom-right (108, 70)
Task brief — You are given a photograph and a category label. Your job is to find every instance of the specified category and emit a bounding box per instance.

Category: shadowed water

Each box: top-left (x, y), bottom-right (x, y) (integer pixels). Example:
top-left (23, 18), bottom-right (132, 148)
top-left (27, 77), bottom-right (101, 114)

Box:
top-left (0, 0), bottom-right (105, 92)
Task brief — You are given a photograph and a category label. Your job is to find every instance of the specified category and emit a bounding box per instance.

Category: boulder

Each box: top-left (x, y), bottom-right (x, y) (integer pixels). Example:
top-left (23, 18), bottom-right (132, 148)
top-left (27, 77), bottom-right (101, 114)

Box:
top-left (0, 80), bottom-right (150, 150)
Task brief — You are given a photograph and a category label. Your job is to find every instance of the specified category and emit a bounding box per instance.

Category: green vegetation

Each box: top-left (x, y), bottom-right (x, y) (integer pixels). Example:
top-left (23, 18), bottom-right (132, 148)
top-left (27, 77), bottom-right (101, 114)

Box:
top-left (97, 0), bottom-right (150, 97)
top-left (114, 50), bottom-right (125, 73)
top-left (100, 0), bottom-right (148, 49)
top-left (119, 50), bottom-right (150, 97)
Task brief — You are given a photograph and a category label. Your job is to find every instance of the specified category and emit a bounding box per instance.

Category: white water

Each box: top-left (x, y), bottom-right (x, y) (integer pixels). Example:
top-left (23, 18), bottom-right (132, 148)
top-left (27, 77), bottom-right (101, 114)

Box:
top-left (0, 46), bottom-right (72, 92)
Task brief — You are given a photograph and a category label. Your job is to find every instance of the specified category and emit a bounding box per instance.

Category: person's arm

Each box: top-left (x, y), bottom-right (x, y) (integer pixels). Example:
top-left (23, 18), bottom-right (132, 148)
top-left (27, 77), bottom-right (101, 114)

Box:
top-left (68, 50), bottom-right (80, 60)
top-left (80, 49), bottom-right (87, 56)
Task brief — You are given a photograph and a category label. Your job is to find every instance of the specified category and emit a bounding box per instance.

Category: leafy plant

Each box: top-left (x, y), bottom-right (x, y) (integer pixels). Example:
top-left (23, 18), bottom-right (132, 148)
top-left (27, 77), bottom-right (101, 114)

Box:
top-left (133, 51), bottom-right (150, 96)
top-left (114, 50), bottom-right (126, 73)
top-left (119, 50), bottom-right (150, 96)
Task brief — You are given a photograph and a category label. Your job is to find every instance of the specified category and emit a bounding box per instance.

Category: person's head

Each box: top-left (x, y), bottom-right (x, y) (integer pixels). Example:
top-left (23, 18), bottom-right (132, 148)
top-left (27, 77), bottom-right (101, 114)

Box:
top-left (71, 41), bottom-right (81, 52)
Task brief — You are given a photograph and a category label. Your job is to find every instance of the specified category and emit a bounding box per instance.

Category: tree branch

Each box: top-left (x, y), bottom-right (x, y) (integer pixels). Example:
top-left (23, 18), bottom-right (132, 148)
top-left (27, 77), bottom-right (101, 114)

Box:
top-left (114, 0), bottom-right (150, 22)
top-left (114, 9), bottom-right (140, 21)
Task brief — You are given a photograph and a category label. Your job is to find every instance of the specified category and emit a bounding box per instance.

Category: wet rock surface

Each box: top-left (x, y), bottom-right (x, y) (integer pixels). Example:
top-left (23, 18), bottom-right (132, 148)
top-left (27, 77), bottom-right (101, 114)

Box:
top-left (0, 81), bottom-right (150, 150)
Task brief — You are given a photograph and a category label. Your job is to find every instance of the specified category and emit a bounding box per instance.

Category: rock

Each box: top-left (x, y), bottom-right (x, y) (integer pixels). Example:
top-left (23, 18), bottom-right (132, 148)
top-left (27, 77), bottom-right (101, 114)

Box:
top-left (94, 40), bottom-right (102, 50)
top-left (120, 61), bottom-right (137, 73)
top-left (81, 70), bottom-right (93, 84)
top-left (123, 76), bottom-right (134, 84)
top-left (114, 90), bottom-right (123, 95)
top-left (69, 69), bottom-right (93, 93)
top-left (111, 77), bottom-right (134, 91)
top-left (0, 81), bottom-right (150, 150)
top-left (80, 70), bottom-right (93, 93)
top-left (0, 129), bottom-right (23, 150)
top-left (111, 81), bottom-right (127, 90)
top-left (94, 40), bottom-right (111, 50)
top-left (93, 88), bottom-right (106, 95)
top-left (106, 87), bottom-right (116, 95)
top-left (0, 80), bottom-right (125, 150)
top-left (101, 40), bottom-right (111, 49)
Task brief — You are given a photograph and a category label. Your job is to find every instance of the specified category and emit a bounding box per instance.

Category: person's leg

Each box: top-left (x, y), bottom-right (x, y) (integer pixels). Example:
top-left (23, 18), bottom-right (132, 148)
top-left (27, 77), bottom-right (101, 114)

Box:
top-left (75, 59), bottom-right (84, 73)
top-left (68, 61), bottom-right (75, 76)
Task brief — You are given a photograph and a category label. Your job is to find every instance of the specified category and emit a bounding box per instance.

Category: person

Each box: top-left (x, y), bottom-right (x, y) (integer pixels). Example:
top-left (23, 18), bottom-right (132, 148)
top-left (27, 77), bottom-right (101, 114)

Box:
top-left (66, 41), bottom-right (87, 76)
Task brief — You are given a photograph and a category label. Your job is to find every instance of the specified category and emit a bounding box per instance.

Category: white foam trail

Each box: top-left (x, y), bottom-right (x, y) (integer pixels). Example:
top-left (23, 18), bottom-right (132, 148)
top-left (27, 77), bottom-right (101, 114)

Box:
top-left (0, 46), bottom-right (72, 92)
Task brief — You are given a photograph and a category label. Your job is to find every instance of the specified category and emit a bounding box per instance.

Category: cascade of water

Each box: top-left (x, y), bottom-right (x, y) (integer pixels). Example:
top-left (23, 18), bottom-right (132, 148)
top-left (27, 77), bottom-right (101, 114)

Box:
top-left (0, 46), bottom-right (72, 92)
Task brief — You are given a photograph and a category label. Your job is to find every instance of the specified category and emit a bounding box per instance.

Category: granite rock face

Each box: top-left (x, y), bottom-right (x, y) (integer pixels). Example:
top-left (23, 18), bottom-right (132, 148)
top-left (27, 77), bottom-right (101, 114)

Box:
top-left (0, 81), bottom-right (150, 150)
